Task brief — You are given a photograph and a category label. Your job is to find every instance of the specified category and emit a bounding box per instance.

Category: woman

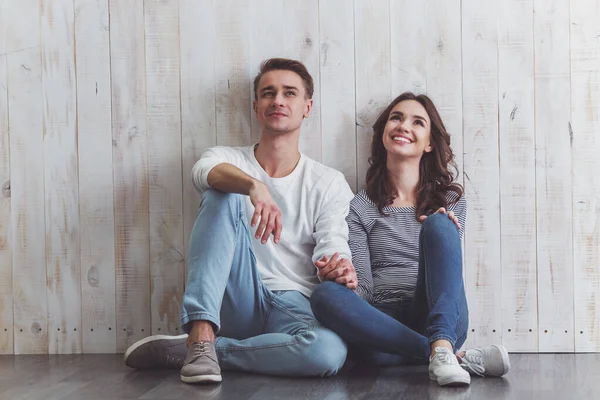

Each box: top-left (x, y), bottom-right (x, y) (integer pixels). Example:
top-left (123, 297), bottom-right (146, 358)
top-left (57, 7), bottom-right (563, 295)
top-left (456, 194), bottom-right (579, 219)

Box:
top-left (310, 92), bottom-right (510, 386)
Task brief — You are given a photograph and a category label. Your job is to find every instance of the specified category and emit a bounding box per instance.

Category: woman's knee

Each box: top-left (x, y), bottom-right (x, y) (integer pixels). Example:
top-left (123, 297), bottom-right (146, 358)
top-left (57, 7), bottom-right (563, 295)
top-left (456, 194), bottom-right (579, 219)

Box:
top-left (420, 212), bottom-right (461, 246)
top-left (310, 281), bottom-right (346, 318)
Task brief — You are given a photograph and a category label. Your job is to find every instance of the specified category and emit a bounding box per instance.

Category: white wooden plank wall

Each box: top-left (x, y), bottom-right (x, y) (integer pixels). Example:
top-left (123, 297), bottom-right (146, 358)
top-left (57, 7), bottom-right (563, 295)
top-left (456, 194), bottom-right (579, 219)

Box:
top-left (109, 0), bottom-right (150, 352)
top-left (75, 0), bottom-right (116, 354)
top-left (41, 0), bottom-right (81, 354)
top-left (498, 0), bottom-right (538, 352)
top-left (461, 0), bottom-right (503, 349)
top-left (535, 0), bottom-right (574, 352)
top-left (0, 0), bottom-right (13, 355)
top-left (572, 0), bottom-right (600, 352)
top-left (0, 0), bottom-right (598, 354)
top-left (6, 0), bottom-right (48, 355)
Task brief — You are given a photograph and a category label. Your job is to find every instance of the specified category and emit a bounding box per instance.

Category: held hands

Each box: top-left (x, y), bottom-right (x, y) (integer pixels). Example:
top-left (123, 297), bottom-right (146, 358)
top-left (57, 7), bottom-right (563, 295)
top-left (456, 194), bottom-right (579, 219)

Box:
top-left (249, 181), bottom-right (282, 244)
top-left (418, 207), bottom-right (461, 230)
top-left (315, 253), bottom-right (358, 290)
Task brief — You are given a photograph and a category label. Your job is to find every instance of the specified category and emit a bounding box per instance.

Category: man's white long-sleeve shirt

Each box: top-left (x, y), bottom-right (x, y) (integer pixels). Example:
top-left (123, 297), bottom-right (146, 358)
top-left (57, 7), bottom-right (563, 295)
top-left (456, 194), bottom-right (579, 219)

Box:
top-left (191, 145), bottom-right (354, 297)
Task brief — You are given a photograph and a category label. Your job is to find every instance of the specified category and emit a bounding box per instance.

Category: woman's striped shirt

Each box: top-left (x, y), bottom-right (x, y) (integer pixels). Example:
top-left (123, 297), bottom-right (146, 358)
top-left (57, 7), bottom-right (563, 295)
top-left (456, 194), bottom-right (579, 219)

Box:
top-left (347, 189), bottom-right (467, 308)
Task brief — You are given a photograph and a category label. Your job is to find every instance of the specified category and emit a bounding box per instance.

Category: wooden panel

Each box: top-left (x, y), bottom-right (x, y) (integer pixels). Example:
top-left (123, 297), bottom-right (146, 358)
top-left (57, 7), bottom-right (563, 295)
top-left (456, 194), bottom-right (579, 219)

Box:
top-left (215, 0), bottom-right (252, 147)
top-left (572, 0), bottom-right (600, 352)
top-left (248, 0), bottom-right (284, 142)
top-left (390, 0), bottom-right (426, 94)
top-left (498, 0), bottom-right (538, 352)
top-left (7, 0), bottom-right (48, 355)
top-left (0, 0), bottom-right (13, 355)
top-left (109, 0), bottom-right (150, 352)
top-left (318, 0), bottom-right (357, 190)
top-left (41, 0), bottom-right (81, 355)
top-left (145, 0), bottom-right (185, 336)
top-left (247, 0), bottom-right (321, 161)
top-left (425, 0), bottom-right (467, 329)
top-left (534, 0), bottom-right (574, 352)
top-left (425, 0), bottom-right (463, 177)
top-left (461, 0), bottom-right (502, 348)
top-left (354, 0), bottom-right (391, 190)
top-left (180, 0), bottom-right (217, 283)
top-left (74, 0), bottom-right (116, 353)
top-left (282, 0), bottom-right (321, 162)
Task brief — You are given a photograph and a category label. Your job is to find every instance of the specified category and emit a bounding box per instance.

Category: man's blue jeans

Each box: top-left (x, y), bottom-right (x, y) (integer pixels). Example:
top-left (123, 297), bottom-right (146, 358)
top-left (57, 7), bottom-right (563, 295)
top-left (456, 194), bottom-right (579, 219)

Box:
top-left (310, 212), bottom-right (469, 366)
top-left (181, 189), bottom-right (347, 376)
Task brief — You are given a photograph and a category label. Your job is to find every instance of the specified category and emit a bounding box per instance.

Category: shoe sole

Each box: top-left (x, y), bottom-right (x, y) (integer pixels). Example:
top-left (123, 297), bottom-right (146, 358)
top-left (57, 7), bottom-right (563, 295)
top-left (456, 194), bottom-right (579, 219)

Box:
top-left (492, 344), bottom-right (511, 376)
top-left (123, 334), bottom-right (188, 366)
top-left (430, 373), bottom-right (471, 386)
top-left (181, 374), bottom-right (222, 384)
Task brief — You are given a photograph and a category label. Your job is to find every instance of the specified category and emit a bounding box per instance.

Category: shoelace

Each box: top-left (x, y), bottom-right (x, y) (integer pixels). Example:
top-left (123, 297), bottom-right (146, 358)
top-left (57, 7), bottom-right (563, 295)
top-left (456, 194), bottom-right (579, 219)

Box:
top-left (433, 347), bottom-right (455, 364)
top-left (193, 341), bottom-right (211, 358)
top-left (460, 349), bottom-right (486, 376)
top-left (164, 355), bottom-right (182, 368)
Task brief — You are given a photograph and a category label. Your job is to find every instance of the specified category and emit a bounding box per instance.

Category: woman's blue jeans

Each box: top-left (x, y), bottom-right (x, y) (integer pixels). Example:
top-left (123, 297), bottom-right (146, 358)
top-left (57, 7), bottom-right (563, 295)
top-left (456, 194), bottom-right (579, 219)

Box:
top-left (310, 212), bottom-right (469, 366)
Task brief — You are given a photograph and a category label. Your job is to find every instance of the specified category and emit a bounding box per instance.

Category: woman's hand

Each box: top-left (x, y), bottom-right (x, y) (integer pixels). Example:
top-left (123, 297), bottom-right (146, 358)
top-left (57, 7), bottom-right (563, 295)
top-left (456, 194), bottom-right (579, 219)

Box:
top-left (315, 253), bottom-right (358, 290)
top-left (419, 207), bottom-right (461, 230)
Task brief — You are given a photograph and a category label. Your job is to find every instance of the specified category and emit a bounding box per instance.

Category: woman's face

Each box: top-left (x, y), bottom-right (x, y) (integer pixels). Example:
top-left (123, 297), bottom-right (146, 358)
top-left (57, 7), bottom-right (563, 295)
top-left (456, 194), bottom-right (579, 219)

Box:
top-left (382, 100), bottom-right (432, 159)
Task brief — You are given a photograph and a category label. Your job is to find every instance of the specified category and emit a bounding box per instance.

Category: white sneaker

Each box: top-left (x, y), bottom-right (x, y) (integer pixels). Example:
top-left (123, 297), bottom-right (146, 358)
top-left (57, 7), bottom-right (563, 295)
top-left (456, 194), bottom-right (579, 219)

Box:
top-left (459, 344), bottom-right (510, 377)
top-left (428, 347), bottom-right (471, 386)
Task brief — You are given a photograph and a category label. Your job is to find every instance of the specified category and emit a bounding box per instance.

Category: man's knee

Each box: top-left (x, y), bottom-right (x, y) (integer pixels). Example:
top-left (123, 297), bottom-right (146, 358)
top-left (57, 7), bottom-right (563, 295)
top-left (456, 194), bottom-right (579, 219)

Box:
top-left (201, 189), bottom-right (244, 210)
top-left (196, 190), bottom-right (247, 225)
top-left (298, 327), bottom-right (347, 377)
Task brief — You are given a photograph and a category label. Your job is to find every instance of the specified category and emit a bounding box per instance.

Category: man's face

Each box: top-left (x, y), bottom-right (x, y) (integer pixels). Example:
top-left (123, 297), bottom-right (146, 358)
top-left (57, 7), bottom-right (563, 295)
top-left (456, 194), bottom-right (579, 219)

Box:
top-left (253, 70), bottom-right (312, 135)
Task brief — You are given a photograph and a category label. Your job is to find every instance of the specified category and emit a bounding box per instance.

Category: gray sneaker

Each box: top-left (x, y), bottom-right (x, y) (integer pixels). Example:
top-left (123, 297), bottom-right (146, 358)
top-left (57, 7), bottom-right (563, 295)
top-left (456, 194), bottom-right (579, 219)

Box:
top-left (459, 344), bottom-right (510, 377)
top-left (124, 334), bottom-right (188, 369)
top-left (180, 341), bottom-right (222, 384)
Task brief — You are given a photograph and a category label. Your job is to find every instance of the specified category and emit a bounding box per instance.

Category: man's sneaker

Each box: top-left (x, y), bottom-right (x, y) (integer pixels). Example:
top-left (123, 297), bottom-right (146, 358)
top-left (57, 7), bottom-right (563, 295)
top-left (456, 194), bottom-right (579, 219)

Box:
top-left (124, 334), bottom-right (187, 369)
top-left (429, 347), bottom-right (471, 386)
top-left (459, 344), bottom-right (510, 377)
top-left (180, 341), bottom-right (222, 384)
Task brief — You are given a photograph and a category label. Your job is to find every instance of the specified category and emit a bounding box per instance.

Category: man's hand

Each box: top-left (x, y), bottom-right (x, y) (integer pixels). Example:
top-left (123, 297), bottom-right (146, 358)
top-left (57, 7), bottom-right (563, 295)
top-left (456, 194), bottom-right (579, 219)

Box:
top-left (419, 207), bottom-right (461, 230)
top-left (315, 253), bottom-right (358, 290)
top-left (249, 181), bottom-right (282, 244)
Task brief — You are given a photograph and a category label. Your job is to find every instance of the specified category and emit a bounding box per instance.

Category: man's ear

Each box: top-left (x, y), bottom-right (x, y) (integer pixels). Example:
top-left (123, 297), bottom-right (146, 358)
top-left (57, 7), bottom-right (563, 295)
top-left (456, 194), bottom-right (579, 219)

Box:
top-left (253, 99), bottom-right (258, 114)
top-left (304, 99), bottom-right (313, 118)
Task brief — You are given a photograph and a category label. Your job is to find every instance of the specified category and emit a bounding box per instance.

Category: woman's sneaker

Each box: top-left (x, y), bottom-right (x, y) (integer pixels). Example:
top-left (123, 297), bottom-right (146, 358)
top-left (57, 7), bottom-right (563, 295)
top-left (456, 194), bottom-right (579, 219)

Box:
top-left (459, 344), bottom-right (510, 377)
top-left (429, 347), bottom-right (471, 386)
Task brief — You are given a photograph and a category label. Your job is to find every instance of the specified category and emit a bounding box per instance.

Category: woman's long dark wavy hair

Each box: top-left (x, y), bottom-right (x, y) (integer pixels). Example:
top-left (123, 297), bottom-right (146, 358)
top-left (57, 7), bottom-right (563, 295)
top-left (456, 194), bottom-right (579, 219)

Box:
top-left (365, 92), bottom-right (463, 220)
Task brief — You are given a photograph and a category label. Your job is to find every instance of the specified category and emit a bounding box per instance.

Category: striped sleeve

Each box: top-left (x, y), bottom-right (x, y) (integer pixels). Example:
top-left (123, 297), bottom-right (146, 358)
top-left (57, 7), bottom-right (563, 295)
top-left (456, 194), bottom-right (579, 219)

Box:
top-left (347, 201), bottom-right (374, 303)
top-left (447, 192), bottom-right (467, 239)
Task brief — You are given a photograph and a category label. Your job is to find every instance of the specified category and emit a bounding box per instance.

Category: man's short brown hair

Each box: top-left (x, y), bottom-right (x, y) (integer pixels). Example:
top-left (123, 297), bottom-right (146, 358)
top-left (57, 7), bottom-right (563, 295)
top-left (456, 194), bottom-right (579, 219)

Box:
top-left (252, 58), bottom-right (314, 100)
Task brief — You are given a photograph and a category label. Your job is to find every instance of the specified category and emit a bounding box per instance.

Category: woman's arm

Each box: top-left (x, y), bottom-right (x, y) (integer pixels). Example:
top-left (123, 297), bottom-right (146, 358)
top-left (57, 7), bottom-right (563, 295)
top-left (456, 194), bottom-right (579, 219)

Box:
top-left (347, 204), bottom-right (374, 303)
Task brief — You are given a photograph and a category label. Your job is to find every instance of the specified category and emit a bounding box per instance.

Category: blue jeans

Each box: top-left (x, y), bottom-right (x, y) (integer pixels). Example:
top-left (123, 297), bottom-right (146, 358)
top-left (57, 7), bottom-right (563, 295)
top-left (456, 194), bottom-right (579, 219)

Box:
top-left (181, 189), bottom-right (347, 377)
top-left (310, 212), bottom-right (468, 366)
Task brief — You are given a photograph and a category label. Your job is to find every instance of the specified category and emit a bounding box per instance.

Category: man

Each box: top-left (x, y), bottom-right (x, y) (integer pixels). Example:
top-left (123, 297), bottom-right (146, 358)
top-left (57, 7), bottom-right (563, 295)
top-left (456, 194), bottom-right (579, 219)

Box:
top-left (124, 58), bottom-right (357, 383)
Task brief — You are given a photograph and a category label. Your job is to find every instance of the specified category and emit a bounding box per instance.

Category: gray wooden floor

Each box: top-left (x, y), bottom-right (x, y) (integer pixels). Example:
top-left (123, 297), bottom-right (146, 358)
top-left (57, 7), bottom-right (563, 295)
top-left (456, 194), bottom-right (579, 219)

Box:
top-left (0, 353), bottom-right (598, 399)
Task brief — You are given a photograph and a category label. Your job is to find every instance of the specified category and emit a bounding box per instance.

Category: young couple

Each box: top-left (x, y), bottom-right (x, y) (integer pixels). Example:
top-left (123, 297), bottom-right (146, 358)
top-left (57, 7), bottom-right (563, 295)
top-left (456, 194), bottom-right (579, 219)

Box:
top-left (124, 58), bottom-right (510, 387)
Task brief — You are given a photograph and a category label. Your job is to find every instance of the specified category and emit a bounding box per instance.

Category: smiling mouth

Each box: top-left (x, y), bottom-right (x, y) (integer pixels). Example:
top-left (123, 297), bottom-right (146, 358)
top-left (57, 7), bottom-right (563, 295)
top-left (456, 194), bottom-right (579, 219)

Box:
top-left (392, 136), bottom-right (413, 144)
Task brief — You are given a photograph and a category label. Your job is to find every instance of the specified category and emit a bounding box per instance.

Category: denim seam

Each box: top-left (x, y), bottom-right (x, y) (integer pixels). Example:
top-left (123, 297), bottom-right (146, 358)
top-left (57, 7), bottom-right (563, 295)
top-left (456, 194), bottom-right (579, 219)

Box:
top-left (270, 298), bottom-right (315, 331)
top-left (217, 339), bottom-right (302, 353)
top-left (429, 334), bottom-right (456, 348)
top-left (181, 312), bottom-right (220, 332)
top-left (261, 301), bottom-right (274, 333)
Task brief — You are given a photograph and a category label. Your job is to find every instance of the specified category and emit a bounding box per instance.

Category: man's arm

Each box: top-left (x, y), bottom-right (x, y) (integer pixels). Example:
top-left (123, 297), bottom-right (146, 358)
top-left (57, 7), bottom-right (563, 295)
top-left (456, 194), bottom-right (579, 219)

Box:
top-left (192, 147), bottom-right (282, 244)
top-left (312, 173), bottom-right (357, 288)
